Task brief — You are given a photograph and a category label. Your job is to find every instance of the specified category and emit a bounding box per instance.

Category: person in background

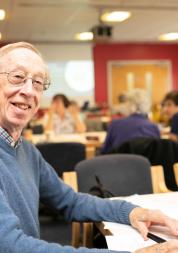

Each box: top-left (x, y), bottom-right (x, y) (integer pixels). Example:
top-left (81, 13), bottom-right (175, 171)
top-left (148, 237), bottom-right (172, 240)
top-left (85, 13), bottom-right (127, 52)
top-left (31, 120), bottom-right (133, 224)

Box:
top-left (101, 88), bottom-right (160, 154)
top-left (0, 42), bottom-right (178, 253)
top-left (162, 91), bottom-right (178, 142)
top-left (112, 93), bottom-right (130, 118)
top-left (45, 93), bottom-right (86, 134)
top-left (68, 99), bottom-right (86, 123)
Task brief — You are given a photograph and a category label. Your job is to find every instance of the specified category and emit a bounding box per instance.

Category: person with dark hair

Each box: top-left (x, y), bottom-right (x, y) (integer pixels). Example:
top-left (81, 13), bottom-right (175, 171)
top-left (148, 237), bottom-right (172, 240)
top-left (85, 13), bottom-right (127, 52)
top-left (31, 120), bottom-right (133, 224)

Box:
top-left (114, 93), bottom-right (130, 117)
top-left (162, 91), bottom-right (178, 141)
top-left (0, 42), bottom-right (178, 253)
top-left (53, 93), bottom-right (71, 107)
top-left (45, 93), bottom-right (86, 134)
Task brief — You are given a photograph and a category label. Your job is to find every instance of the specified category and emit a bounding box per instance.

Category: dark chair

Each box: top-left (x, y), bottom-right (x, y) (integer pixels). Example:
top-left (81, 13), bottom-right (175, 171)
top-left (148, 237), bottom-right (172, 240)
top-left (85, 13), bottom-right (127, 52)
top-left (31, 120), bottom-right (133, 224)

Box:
top-left (31, 124), bottom-right (44, 134)
top-left (36, 142), bottom-right (86, 177)
top-left (110, 137), bottom-right (178, 191)
top-left (37, 142), bottom-right (86, 220)
top-left (75, 154), bottom-right (153, 196)
top-left (63, 154), bottom-right (167, 247)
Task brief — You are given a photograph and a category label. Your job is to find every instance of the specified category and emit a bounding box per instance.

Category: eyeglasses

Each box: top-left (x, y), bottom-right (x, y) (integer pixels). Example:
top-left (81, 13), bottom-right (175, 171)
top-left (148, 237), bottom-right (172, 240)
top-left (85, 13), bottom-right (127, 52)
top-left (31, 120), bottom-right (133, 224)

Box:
top-left (0, 70), bottom-right (50, 91)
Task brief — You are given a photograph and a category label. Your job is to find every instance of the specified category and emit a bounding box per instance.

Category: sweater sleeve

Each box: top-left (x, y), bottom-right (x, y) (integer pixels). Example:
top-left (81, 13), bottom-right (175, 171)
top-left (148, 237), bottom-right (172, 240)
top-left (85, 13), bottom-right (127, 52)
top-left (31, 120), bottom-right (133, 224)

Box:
top-left (39, 157), bottom-right (137, 225)
top-left (0, 188), bottom-right (131, 253)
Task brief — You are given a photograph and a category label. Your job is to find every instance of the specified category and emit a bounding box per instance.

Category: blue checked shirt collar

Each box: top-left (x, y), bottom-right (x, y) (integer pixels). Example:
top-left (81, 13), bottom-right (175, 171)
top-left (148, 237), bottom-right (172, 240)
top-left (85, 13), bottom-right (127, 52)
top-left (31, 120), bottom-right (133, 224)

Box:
top-left (0, 126), bottom-right (22, 148)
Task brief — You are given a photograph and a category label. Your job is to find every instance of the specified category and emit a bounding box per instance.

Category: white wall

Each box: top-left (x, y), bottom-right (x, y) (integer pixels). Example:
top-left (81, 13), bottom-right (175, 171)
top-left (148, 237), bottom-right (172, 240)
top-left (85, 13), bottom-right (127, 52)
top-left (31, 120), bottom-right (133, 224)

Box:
top-left (34, 43), bottom-right (94, 107)
top-left (35, 43), bottom-right (93, 61)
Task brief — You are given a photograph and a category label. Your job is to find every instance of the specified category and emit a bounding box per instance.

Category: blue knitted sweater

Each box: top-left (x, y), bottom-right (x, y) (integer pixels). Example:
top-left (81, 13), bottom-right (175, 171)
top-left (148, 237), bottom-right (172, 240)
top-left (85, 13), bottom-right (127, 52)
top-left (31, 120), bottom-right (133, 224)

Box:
top-left (0, 137), bottom-right (136, 253)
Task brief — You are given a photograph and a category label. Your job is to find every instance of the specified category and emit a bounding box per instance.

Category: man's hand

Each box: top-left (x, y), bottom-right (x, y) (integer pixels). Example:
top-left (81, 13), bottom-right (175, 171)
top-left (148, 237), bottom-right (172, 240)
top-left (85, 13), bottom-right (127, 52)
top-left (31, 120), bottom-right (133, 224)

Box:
top-left (68, 104), bottom-right (79, 118)
top-left (129, 207), bottom-right (178, 240)
top-left (134, 240), bottom-right (178, 253)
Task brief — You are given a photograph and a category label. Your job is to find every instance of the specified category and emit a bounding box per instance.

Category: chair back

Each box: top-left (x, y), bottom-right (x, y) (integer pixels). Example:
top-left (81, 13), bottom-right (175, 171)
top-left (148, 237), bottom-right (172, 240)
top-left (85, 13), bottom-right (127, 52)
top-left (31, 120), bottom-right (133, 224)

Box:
top-left (36, 142), bottom-right (86, 177)
top-left (111, 137), bottom-right (178, 191)
top-left (75, 154), bottom-right (153, 196)
top-left (31, 124), bottom-right (44, 134)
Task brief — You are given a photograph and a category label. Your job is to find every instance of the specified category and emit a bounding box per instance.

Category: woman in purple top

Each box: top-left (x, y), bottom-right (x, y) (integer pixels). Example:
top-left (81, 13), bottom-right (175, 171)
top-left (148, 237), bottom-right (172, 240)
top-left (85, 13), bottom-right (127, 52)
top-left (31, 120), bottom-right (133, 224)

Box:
top-left (102, 89), bottom-right (160, 154)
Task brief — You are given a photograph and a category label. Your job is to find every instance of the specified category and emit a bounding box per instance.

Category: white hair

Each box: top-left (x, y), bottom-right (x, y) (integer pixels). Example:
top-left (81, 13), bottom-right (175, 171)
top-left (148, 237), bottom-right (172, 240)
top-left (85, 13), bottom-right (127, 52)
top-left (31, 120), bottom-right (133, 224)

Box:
top-left (0, 41), bottom-right (50, 82)
top-left (0, 41), bottom-right (42, 58)
top-left (126, 88), bottom-right (151, 115)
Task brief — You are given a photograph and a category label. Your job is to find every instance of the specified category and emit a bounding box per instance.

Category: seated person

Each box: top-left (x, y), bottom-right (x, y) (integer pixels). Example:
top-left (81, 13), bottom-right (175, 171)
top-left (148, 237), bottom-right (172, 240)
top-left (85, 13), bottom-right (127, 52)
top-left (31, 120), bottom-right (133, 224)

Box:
top-left (162, 91), bottom-right (178, 141)
top-left (68, 99), bottom-right (86, 121)
top-left (101, 88), bottom-right (160, 154)
top-left (45, 94), bottom-right (86, 134)
top-left (112, 93), bottom-right (130, 118)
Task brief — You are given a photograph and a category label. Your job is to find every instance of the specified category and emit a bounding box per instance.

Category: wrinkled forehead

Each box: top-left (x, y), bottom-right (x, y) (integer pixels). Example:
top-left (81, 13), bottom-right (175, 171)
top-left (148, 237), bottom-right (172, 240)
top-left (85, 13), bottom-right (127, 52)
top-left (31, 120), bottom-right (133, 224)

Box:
top-left (0, 47), bottom-right (48, 76)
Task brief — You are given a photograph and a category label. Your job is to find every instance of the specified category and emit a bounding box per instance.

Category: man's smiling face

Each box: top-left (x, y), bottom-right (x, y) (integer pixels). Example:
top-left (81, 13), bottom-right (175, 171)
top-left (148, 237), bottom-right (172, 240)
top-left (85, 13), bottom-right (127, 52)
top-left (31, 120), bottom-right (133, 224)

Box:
top-left (0, 47), bottom-right (46, 134)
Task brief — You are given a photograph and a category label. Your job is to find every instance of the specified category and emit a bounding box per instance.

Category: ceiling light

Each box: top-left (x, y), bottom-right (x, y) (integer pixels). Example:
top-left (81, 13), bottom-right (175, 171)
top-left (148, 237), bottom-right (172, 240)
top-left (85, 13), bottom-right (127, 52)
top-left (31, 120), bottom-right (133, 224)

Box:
top-left (75, 32), bottom-right (93, 41)
top-left (0, 9), bottom-right (6, 20)
top-left (159, 32), bottom-right (178, 41)
top-left (101, 11), bottom-right (131, 22)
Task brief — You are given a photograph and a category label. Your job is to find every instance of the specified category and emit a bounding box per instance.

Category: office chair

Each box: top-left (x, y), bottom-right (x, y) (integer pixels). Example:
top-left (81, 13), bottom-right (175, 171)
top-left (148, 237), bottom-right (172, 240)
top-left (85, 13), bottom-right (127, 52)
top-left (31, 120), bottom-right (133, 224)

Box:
top-left (63, 154), bottom-right (168, 247)
top-left (31, 124), bottom-right (44, 134)
top-left (109, 137), bottom-right (178, 191)
top-left (36, 142), bottom-right (86, 177)
top-left (37, 142), bottom-right (86, 219)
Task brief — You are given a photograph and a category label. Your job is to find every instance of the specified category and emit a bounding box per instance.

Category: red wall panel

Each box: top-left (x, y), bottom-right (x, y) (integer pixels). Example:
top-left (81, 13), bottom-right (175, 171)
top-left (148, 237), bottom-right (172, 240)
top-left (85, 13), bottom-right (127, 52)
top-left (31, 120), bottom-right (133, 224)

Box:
top-left (93, 43), bottom-right (178, 103)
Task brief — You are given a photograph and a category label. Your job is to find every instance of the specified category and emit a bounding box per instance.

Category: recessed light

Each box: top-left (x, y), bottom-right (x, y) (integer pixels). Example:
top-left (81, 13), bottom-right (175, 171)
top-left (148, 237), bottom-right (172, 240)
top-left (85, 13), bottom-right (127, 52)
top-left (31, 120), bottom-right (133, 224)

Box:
top-left (75, 32), bottom-right (93, 41)
top-left (0, 9), bottom-right (6, 20)
top-left (101, 11), bottom-right (131, 22)
top-left (159, 32), bottom-right (178, 41)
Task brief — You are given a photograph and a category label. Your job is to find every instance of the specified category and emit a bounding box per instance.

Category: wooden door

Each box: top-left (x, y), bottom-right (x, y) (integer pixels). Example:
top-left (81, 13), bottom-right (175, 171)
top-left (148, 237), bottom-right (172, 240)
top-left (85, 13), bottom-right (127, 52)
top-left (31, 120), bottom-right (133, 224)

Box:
top-left (110, 62), bottom-right (171, 106)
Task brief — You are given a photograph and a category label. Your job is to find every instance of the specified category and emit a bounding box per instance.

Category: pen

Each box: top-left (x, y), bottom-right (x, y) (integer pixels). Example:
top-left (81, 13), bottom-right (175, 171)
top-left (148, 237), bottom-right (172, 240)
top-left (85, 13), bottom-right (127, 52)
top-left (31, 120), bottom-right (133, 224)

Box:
top-left (147, 232), bottom-right (166, 243)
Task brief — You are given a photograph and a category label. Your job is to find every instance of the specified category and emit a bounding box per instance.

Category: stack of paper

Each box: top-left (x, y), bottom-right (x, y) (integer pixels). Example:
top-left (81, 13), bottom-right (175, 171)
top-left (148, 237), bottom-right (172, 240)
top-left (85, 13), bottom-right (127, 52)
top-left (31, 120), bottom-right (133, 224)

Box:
top-left (103, 192), bottom-right (178, 252)
top-left (104, 223), bottom-right (178, 252)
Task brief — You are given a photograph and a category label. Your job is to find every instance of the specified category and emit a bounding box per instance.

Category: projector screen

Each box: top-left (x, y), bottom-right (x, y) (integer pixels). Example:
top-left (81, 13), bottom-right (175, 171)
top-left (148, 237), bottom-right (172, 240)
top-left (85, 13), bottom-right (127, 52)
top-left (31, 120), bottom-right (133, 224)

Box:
top-left (40, 60), bottom-right (94, 107)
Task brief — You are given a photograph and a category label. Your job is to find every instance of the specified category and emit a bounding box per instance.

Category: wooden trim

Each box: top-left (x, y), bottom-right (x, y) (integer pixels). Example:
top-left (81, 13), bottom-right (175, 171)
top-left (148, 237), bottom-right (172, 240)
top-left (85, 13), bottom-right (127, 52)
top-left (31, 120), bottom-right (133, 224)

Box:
top-left (63, 172), bottom-right (81, 247)
top-left (63, 171), bottom-right (78, 192)
top-left (71, 222), bottom-right (81, 248)
top-left (95, 222), bottom-right (112, 236)
top-left (173, 163), bottom-right (178, 186)
top-left (151, 165), bottom-right (170, 193)
top-left (83, 222), bottom-right (93, 248)
top-left (63, 172), bottom-right (94, 247)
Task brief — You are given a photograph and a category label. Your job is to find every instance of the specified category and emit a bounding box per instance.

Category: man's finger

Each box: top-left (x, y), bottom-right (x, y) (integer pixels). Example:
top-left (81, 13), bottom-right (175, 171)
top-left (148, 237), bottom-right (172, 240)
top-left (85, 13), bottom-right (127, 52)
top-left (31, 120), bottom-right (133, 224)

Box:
top-left (165, 218), bottom-right (178, 236)
top-left (134, 222), bottom-right (149, 240)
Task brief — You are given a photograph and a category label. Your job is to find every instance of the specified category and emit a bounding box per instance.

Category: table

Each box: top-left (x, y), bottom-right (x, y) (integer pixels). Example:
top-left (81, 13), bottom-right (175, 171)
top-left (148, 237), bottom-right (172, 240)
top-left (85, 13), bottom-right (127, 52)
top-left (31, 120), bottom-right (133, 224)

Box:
top-left (28, 131), bottom-right (106, 159)
top-left (98, 192), bottom-right (178, 252)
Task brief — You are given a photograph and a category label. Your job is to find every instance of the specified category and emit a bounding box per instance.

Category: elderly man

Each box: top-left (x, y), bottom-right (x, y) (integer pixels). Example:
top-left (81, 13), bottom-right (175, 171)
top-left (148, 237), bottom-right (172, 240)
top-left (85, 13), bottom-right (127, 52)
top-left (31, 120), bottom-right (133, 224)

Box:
top-left (0, 42), bottom-right (178, 253)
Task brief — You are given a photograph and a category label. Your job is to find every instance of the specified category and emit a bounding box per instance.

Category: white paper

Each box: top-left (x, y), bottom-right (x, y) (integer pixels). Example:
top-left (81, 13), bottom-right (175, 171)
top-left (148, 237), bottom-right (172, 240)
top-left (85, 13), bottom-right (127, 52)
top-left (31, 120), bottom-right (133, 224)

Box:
top-left (104, 192), bottom-right (178, 251)
top-left (105, 223), bottom-right (178, 252)
top-left (106, 234), bottom-right (154, 252)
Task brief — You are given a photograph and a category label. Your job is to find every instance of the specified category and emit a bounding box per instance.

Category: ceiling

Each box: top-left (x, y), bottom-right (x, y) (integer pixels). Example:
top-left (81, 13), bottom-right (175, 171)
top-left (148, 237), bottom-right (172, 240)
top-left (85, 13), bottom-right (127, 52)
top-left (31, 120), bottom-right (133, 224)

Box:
top-left (1, 0), bottom-right (178, 44)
